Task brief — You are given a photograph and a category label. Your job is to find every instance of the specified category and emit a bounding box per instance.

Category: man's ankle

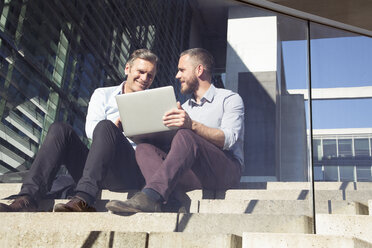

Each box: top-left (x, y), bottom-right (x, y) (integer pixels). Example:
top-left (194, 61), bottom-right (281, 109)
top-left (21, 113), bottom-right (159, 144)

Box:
top-left (75, 191), bottom-right (95, 206)
top-left (16, 194), bottom-right (37, 205)
top-left (142, 188), bottom-right (163, 202)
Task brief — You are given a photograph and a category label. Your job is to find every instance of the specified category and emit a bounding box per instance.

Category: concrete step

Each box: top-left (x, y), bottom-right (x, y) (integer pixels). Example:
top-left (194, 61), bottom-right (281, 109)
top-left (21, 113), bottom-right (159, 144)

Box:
top-left (0, 213), bottom-right (178, 233)
top-left (0, 231), bottom-right (242, 248)
top-left (2, 183), bottom-right (372, 201)
top-left (0, 212), bottom-right (313, 236)
top-left (0, 183), bottom-right (21, 199)
top-left (239, 181), bottom-right (372, 190)
top-left (0, 231), bottom-right (148, 248)
top-left (0, 199), bottom-right (113, 212)
top-left (242, 232), bottom-right (372, 248)
top-left (0, 184), bottom-right (214, 201)
top-left (316, 214), bottom-right (372, 244)
top-left (1, 198), bottom-right (195, 213)
top-left (315, 190), bottom-right (372, 205)
top-left (317, 201), bottom-right (368, 215)
top-left (1, 198), bottom-right (367, 215)
top-left (219, 189), bottom-right (372, 204)
top-left (198, 199), bottom-right (368, 215)
top-left (2, 188), bottom-right (371, 204)
top-left (3, 182), bottom-right (372, 199)
top-left (149, 232), bottom-right (241, 248)
top-left (2, 230), bottom-right (371, 248)
top-left (100, 188), bottom-right (214, 201)
top-left (313, 182), bottom-right (372, 191)
top-left (176, 213), bottom-right (313, 235)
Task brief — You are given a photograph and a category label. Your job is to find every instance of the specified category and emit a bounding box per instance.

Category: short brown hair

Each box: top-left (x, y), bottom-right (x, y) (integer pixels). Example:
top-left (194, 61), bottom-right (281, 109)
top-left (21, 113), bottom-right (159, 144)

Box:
top-left (180, 48), bottom-right (214, 76)
top-left (127, 49), bottom-right (159, 69)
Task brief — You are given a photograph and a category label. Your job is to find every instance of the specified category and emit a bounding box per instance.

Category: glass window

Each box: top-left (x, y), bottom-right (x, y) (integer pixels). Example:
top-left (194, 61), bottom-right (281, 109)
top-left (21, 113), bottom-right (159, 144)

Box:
top-left (338, 139), bottom-right (352, 158)
top-left (323, 139), bottom-right (337, 159)
top-left (310, 22), bottom-right (372, 184)
top-left (312, 99), bottom-right (372, 129)
top-left (354, 138), bottom-right (370, 157)
top-left (339, 165), bottom-right (354, 181)
top-left (356, 166), bottom-right (372, 181)
top-left (314, 165), bottom-right (324, 181)
top-left (312, 139), bottom-right (322, 161)
top-left (324, 165), bottom-right (338, 181)
top-left (310, 23), bottom-right (372, 88)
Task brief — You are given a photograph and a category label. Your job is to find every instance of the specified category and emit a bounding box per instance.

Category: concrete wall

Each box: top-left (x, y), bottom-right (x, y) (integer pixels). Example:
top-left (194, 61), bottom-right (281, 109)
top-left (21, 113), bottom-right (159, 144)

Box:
top-left (226, 5), bottom-right (308, 181)
top-left (279, 94), bottom-right (308, 181)
top-left (226, 6), bottom-right (277, 93)
top-left (238, 72), bottom-right (277, 177)
top-left (226, 6), bottom-right (278, 178)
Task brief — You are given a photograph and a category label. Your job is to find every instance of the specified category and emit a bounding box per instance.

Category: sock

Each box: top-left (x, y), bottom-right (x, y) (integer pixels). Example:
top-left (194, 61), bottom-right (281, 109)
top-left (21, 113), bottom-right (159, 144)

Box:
top-left (142, 188), bottom-right (163, 202)
top-left (75, 191), bottom-right (95, 206)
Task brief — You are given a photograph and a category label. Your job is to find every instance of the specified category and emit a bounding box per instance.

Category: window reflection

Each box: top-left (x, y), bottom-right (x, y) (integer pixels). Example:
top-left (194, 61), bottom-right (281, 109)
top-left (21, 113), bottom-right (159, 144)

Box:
top-left (314, 166), bottom-right (324, 181)
top-left (357, 166), bottom-right (372, 181)
top-left (338, 139), bottom-right (352, 158)
top-left (354, 139), bottom-right (369, 157)
top-left (324, 166), bottom-right (338, 181)
top-left (339, 165), bottom-right (354, 181)
top-left (310, 22), bottom-right (372, 182)
top-left (323, 139), bottom-right (337, 159)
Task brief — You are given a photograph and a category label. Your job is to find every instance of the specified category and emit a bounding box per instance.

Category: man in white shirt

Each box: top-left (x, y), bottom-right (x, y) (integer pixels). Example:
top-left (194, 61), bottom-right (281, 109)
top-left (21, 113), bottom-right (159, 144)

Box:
top-left (0, 49), bottom-right (158, 212)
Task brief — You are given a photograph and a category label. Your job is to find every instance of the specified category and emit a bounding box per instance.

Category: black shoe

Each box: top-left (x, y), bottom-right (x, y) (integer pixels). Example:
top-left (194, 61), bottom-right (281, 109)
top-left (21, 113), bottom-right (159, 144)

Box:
top-left (162, 196), bottom-right (188, 213)
top-left (54, 196), bottom-right (96, 212)
top-left (0, 195), bottom-right (37, 212)
top-left (106, 192), bottom-right (161, 213)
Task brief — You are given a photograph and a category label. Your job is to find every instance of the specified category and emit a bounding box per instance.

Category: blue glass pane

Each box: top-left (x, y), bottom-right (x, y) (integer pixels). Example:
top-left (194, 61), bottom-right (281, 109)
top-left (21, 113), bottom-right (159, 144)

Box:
top-left (310, 22), bottom-right (372, 182)
top-left (339, 166), bottom-right (354, 181)
top-left (312, 99), bottom-right (372, 129)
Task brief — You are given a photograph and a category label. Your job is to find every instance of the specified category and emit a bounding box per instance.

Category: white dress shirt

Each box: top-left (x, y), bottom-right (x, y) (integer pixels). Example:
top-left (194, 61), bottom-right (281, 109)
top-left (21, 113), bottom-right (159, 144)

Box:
top-left (85, 82), bottom-right (124, 139)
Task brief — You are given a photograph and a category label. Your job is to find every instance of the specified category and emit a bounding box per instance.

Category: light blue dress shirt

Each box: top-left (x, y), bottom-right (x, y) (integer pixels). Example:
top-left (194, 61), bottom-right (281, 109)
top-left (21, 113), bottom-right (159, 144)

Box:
top-left (85, 82), bottom-right (124, 139)
top-left (182, 84), bottom-right (245, 168)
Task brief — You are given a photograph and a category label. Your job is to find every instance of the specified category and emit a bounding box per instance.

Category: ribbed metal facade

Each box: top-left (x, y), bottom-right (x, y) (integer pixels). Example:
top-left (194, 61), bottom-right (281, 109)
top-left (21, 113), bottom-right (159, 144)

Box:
top-left (0, 0), bottom-right (191, 175)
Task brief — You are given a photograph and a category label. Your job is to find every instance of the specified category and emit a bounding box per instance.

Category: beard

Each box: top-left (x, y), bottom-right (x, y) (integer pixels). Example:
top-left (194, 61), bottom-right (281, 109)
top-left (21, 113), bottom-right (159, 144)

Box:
top-left (180, 75), bottom-right (198, 95)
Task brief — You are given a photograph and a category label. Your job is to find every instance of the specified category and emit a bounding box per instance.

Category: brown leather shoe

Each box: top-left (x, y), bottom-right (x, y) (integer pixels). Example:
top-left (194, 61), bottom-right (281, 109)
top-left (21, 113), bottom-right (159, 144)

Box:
top-left (54, 196), bottom-right (96, 212)
top-left (0, 195), bottom-right (38, 212)
top-left (105, 192), bottom-right (161, 213)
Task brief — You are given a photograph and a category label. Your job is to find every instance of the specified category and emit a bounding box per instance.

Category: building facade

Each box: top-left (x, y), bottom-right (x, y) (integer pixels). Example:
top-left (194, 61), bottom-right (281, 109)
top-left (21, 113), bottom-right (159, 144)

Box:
top-left (1, 0), bottom-right (372, 185)
top-left (0, 0), bottom-right (191, 174)
top-left (313, 129), bottom-right (372, 182)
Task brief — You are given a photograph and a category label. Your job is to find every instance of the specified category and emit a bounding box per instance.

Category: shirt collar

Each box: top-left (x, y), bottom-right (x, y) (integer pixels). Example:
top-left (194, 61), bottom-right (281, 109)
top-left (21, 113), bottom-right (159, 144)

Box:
top-left (115, 81), bottom-right (125, 95)
top-left (189, 84), bottom-right (216, 106)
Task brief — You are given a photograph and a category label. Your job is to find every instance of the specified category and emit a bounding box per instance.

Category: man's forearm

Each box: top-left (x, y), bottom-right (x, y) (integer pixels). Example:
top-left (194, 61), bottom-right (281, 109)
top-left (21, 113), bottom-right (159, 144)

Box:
top-left (191, 120), bottom-right (225, 148)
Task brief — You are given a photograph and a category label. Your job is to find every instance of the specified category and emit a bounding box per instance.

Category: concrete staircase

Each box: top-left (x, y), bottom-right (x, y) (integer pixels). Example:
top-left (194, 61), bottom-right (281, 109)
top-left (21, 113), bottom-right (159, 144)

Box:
top-left (1, 182), bottom-right (372, 247)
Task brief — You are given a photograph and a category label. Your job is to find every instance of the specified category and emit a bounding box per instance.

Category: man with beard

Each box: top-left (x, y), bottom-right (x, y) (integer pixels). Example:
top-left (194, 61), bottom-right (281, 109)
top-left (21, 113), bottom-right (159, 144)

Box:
top-left (106, 48), bottom-right (244, 213)
top-left (0, 49), bottom-right (158, 212)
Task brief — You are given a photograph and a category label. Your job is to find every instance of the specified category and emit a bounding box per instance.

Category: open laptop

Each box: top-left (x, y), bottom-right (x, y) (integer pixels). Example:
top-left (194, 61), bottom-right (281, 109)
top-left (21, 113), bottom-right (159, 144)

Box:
top-left (115, 85), bottom-right (179, 144)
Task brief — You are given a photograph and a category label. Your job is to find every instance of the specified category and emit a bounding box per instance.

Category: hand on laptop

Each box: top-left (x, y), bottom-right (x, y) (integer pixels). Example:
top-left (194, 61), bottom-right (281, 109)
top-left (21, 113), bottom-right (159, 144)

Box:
top-left (114, 118), bottom-right (123, 132)
top-left (163, 102), bottom-right (192, 129)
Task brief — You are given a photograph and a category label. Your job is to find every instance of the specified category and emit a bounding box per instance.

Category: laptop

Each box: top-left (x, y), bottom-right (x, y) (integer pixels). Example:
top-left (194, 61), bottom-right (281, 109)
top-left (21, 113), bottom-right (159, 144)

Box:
top-left (115, 85), bottom-right (179, 144)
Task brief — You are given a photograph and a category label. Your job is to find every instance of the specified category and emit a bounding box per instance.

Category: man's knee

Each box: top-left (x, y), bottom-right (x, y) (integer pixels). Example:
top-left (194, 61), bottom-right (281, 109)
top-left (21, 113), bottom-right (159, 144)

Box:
top-left (136, 143), bottom-right (155, 155)
top-left (47, 122), bottom-right (73, 137)
top-left (92, 120), bottom-right (116, 137)
top-left (173, 129), bottom-right (196, 141)
top-left (171, 129), bottom-right (205, 153)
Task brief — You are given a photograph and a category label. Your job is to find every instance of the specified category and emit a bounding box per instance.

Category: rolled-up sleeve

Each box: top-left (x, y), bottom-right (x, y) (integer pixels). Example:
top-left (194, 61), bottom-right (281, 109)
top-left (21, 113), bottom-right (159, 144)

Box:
top-left (220, 94), bottom-right (244, 150)
top-left (85, 89), bottom-right (106, 139)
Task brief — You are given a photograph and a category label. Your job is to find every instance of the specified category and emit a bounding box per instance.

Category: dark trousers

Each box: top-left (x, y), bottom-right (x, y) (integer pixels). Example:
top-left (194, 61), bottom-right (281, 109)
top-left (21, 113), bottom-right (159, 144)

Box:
top-left (135, 129), bottom-right (242, 201)
top-left (20, 120), bottom-right (144, 201)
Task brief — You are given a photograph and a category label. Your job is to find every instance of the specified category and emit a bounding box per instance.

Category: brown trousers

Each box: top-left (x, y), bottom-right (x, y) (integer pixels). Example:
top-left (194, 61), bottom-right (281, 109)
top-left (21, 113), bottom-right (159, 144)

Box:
top-left (135, 129), bottom-right (241, 201)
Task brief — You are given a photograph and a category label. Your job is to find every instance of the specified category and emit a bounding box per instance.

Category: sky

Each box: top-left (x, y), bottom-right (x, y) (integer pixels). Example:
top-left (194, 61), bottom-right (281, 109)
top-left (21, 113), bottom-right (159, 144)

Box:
top-left (281, 35), bottom-right (372, 129)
